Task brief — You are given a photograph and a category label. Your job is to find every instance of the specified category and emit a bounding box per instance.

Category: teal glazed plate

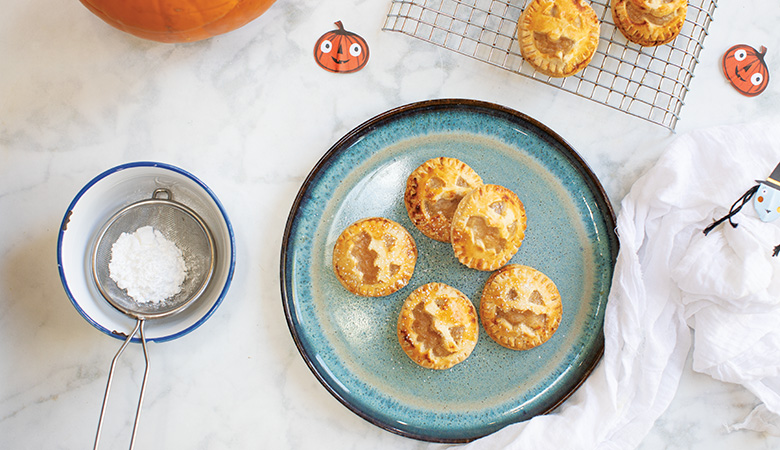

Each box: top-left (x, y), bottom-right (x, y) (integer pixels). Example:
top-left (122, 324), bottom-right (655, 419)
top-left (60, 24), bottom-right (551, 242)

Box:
top-left (281, 99), bottom-right (618, 443)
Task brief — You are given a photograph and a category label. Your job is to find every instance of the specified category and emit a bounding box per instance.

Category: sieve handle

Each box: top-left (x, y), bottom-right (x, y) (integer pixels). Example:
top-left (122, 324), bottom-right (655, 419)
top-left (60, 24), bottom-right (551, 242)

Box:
top-left (152, 188), bottom-right (172, 200)
top-left (93, 319), bottom-right (151, 450)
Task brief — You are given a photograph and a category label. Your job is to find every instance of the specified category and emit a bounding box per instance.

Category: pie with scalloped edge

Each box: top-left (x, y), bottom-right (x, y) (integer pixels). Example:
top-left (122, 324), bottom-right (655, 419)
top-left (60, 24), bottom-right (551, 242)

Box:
top-left (612, 0), bottom-right (687, 47)
top-left (480, 264), bottom-right (562, 351)
top-left (450, 184), bottom-right (526, 271)
top-left (405, 157), bottom-right (484, 242)
top-left (332, 217), bottom-right (417, 297)
top-left (517, 0), bottom-right (601, 77)
top-left (397, 282), bottom-right (479, 369)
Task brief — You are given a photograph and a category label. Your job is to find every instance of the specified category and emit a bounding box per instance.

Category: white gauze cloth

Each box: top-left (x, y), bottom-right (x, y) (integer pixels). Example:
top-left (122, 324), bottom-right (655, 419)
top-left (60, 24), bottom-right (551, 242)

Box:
top-left (456, 121), bottom-right (780, 450)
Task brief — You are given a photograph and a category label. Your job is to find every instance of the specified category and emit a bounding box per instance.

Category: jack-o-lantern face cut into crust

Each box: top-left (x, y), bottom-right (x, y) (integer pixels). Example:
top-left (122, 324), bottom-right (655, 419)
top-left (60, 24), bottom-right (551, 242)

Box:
top-left (612, 0), bottom-right (687, 47)
top-left (723, 44), bottom-right (770, 97)
top-left (314, 21), bottom-right (370, 73)
top-left (517, 0), bottom-right (601, 78)
top-left (450, 184), bottom-right (527, 271)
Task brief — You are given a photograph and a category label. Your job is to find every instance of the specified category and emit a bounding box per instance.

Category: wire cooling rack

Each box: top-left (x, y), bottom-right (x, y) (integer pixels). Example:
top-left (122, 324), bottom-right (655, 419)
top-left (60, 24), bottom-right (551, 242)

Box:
top-left (383, 0), bottom-right (718, 129)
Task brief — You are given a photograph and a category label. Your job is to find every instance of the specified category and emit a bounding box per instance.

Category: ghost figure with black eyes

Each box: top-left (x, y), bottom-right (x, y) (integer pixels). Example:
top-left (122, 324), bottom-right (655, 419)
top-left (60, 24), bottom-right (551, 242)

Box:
top-left (754, 172), bottom-right (780, 222)
top-left (704, 162), bottom-right (780, 256)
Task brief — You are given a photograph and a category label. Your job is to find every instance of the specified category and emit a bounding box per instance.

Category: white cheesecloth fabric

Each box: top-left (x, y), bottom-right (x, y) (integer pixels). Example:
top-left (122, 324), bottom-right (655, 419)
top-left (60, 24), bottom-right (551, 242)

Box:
top-left (456, 121), bottom-right (780, 450)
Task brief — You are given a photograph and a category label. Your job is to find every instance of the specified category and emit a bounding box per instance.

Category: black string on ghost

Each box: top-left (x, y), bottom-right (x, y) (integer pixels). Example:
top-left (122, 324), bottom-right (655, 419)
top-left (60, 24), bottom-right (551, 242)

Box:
top-left (703, 184), bottom-right (759, 235)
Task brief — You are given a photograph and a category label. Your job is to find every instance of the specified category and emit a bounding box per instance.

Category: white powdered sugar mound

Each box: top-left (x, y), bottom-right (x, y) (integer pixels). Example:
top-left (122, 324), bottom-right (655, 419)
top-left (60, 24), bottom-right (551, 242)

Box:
top-left (108, 226), bottom-right (187, 304)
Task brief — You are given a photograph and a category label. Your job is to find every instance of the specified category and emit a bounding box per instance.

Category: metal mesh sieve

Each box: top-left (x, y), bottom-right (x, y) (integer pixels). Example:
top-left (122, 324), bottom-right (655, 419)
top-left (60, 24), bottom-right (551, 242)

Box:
top-left (89, 188), bottom-right (217, 450)
top-left (91, 188), bottom-right (215, 319)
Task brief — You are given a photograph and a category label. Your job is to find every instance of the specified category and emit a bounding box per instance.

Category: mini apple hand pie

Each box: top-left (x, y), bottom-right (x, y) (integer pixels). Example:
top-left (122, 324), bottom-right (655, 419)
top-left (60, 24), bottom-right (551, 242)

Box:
top-left (480, 264), bottom-right (562, 351)
top-left (612, 0), bottom-right (687, 47)
top-left (405, 157), bottom-right (484, 242)
top-left (332, 217), bottom-right (417, 297)
top-left (451, 184), bottom-right (526, 271)
top-left (397, 282), bottom-right (479, 369)
top-left (518, 0), bottom-right (601, 77)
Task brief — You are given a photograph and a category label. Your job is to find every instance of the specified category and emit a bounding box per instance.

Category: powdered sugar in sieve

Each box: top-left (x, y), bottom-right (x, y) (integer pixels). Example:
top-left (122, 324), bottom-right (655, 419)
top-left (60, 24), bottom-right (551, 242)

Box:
top-left (108, 225), bottom-right (187, 304)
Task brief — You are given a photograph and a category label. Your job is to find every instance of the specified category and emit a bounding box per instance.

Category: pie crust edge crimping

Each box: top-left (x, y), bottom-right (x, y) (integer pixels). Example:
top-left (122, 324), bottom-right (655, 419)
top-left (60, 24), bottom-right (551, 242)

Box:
top-left (404, 157), bottom-right (484, 242)
top-left (517, 0), bottom-right (602, 77)
top-left (397, 282), bottom-right (480, 369)
top-left (612, 0), bottom-right (687, 47)
top-left (450, 184), bottom-right (527, 271)
top-left (480, 264), bottom-right (562, 351)
top-left (332, 217), bottom-right (418, 297)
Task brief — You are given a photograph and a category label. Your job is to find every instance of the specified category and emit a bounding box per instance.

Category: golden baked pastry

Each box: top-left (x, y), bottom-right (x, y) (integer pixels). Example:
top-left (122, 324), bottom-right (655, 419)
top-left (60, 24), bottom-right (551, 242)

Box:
top-left (397, 282), bottom-right (479, 369)
top-left (612, 0), bottom-right (687, 47)
top-left (332, 217), bottom-right (417, 297)
top-left (517, 0), bottom-right (601, 77)
top-left (450, 184), bottom-right (526, 271)
top-left (404, 157), bottom-right (484, 242)
top-left (480, 264), bottom-right (562, 351)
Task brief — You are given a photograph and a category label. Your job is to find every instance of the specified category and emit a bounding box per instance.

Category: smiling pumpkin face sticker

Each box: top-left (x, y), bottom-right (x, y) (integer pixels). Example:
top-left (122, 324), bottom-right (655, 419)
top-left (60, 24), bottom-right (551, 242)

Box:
top-left (722, 44), bottom-right (770, 97)
top-left (314, 21), bottom-right (370, 73)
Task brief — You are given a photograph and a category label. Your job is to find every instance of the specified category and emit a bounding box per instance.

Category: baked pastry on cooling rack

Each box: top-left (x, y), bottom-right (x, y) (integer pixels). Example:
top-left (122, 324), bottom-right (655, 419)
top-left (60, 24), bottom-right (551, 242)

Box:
top-left (517, 0), bottom-right (601, 77)
top-left (332, 217), bottom-right (417, 297)
top-left (612, 0), bottom-right (687, 47)
top-left (404, 157), bottom-right (484, 242)
top-left (451, 184), bottom-right (526, 271)
top-left (397, 282), bottom-right (479, 369)
top-left (480, 264), bottom-right (562, 351)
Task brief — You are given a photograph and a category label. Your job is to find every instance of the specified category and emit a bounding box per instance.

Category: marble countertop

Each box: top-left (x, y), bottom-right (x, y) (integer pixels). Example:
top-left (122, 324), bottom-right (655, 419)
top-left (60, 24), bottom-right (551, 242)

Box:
top-left (2, 0), bottom-right (780, 448)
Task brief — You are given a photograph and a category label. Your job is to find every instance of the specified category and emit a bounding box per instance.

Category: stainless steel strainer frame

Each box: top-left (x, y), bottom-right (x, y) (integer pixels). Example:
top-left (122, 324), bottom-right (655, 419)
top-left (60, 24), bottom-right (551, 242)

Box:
top-left (90, 188), bottom-right (216, 450)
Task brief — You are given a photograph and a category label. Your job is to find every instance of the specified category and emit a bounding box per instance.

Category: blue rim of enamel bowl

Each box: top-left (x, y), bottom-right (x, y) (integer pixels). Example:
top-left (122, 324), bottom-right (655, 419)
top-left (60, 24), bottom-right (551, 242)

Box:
top-left (57, 161), bottom-right (236, 343)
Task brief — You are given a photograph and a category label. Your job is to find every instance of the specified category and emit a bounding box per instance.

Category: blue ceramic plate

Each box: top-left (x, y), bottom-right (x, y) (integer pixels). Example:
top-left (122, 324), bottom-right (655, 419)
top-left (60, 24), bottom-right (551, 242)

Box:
top-left (281, 99), bottom-right (618, 443)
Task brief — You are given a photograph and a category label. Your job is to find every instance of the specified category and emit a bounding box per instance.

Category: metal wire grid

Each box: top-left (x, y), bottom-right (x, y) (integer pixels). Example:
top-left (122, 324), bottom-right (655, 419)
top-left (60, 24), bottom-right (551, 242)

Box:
top-left (383, 0), bottom-right (717, 129)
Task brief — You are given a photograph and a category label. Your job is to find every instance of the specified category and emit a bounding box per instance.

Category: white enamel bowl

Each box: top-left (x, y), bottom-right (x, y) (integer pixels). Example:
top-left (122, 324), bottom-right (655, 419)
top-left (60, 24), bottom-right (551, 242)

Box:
top-left (57, 162), bottom-right (235, 342)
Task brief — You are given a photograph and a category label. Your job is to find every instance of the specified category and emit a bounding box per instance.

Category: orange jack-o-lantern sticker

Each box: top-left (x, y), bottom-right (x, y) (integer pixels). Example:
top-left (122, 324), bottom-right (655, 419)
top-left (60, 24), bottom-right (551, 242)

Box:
top-left (722, 44), bottom-right (770, 97)
top-left (314, 21), bottom-right (370, 73)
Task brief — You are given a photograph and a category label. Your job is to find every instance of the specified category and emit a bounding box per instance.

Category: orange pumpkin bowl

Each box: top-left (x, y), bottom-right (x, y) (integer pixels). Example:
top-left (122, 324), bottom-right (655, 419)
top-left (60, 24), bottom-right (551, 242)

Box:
top-left (80, 0), bottom-right (277, 43)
